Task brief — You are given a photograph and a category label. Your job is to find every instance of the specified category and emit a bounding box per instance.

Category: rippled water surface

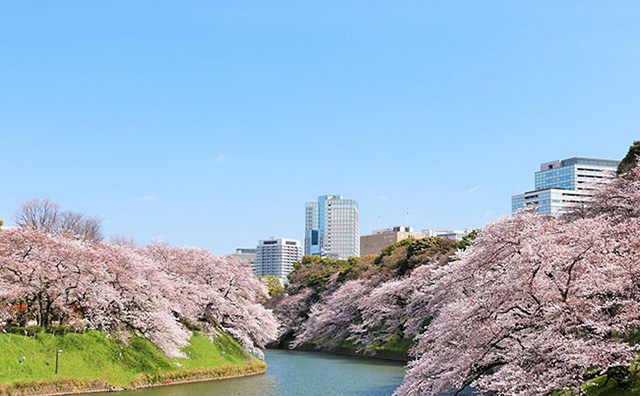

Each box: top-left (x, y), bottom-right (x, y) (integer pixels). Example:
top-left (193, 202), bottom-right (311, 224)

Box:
top-left (102, 349), bottom-right (406, 396)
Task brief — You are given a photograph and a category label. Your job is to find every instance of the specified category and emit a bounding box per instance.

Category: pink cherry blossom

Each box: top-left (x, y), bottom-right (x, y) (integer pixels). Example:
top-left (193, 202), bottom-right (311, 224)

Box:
top-left (0, 228), bottom-right (277, 359)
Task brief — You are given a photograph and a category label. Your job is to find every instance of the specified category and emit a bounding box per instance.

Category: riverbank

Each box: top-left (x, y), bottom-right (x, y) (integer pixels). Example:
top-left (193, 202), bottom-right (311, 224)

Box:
top-left (0, 330), bottom-right (265, 396)
top-left (0, 363), bottom-right (267, 396)
top-left (273, 334), bottom-right (410, 362)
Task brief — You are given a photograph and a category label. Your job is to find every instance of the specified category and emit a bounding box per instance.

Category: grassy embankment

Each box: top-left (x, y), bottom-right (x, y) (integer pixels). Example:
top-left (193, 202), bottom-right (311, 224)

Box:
top-left (0, 330), bottom-right (265, 396)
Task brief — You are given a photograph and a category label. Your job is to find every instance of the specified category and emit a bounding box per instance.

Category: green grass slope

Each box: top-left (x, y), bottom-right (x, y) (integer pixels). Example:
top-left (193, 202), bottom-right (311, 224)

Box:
top-left (0, 330), bottom-right (264, 395)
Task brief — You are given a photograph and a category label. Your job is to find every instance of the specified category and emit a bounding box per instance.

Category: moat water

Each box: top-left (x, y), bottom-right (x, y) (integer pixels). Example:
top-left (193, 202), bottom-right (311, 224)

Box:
top-left (101, 349), bottom-right (406, 396)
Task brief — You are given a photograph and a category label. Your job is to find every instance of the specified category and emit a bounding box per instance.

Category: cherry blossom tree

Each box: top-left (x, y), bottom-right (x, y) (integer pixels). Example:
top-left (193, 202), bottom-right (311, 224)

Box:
top-left (350, 263), bottom-right (441, 348)
top-left (395, 212), bottom-right (640, 396)
top-left (273, 165), bottom-right (640, 396)
top-left (293, 276), bottom-right (378, 348)
top-left (272, 287), bottom-right (314, 342)
top-left (0, 228), bottom-right (104, 327)
top-left (93, 242), bottom-right (191, 357)
top-left (589, 161), bottom-right (640, 219)
top-left (145, 244), bottom-right (278, 358)
top-left (283, 253), bottom-right (444, 353)
top-left (0, 227), bottom-right (277, 359)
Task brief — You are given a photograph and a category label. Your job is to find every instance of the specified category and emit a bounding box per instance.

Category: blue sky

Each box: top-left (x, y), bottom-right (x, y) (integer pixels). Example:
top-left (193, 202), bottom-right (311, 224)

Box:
top-left (1, 1), bottom-right (639, 254)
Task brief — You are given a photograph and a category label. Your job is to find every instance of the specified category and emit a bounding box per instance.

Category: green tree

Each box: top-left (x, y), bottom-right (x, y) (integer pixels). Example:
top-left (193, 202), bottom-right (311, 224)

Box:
top-left (260, 275), bottom-right (285, 297)
top-left (456, 229), bottom-right (478, 250)
top-left (617, 140), bottom-right (640, 175)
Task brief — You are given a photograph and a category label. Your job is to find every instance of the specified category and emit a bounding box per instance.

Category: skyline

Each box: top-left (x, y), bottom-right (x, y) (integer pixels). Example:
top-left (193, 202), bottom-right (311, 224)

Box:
top-left (2, 2), bottom-right (639, 254)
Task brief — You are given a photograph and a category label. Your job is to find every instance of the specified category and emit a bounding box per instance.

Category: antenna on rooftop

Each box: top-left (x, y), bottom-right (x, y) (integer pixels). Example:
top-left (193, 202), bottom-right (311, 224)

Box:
top-left (377, 216), bottom-right (381, 230)
top-left (406, 211), bottom-right (410, 228)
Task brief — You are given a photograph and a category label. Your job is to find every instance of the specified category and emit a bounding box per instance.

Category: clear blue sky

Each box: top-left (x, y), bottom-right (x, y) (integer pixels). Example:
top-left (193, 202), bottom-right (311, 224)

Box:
top-left (1, 1), bottom-right (639, 254)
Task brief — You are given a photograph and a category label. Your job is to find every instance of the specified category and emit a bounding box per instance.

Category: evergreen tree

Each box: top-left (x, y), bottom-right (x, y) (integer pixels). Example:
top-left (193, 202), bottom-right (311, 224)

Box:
top-left (617, 140), bottom-right (640, 175)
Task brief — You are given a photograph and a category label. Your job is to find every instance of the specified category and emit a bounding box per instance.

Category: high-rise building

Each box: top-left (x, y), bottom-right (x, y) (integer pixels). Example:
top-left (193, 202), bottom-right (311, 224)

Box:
top-left (304, 202), bottom-right (320, 256)
top-left (305, 195), bottom-right (359, 260)
top-left (254, 238), bottom-right (303, 280)
top-left (511, 157), bottom-right (619, 216)
top-left (360, 226), bottom-right (425, 257)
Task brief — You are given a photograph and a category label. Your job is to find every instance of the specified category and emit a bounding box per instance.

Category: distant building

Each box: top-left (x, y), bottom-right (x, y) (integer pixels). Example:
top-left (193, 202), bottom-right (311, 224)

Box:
top-left (230, 247), bottom-right (258, 274)
top-left (534, 158), bottom-right (620, 191)
top-left (305, 195), bottom-right (359, 260)
top-left (512, 157), bottom-right (619, 216)
top-left (254, 238), bottom-right (303, 280)
top-left (304, 202), bottom-right (320, 256)
top-left (360, 226), bottom-right (426, 257)
top-left (422, 229), bottom-right (468, 242)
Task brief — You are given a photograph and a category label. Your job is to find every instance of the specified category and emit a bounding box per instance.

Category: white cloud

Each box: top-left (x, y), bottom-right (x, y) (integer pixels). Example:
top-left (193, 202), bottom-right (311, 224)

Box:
top-left (132, 195), bottom-right (156, 202)
top-left (467, 185), bottom-right (480, 194)
top-left (484, 210), bottom-right (493, 217)
top-left (216, 153), bottom-right (226, 163)
top-left (378, 195), bottom-right (389, 202)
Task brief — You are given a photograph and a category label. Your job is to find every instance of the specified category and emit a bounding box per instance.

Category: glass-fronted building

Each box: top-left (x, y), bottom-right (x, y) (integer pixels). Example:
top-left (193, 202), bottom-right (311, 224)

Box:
top-left (512, 157), bottom-right (619, 216)
top-left (534, 157), bottom-right (620, 191)
top-left (304, 195), bottom-right (359, 259)
top-left (304, 202), bottom-right (320, 256)
top-left (511, 188), bottom-right (593, 216)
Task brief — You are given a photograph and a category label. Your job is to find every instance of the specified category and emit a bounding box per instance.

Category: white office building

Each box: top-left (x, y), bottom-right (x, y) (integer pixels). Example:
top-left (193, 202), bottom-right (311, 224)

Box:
top-left (255, 238), bottom-right (303, 279)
